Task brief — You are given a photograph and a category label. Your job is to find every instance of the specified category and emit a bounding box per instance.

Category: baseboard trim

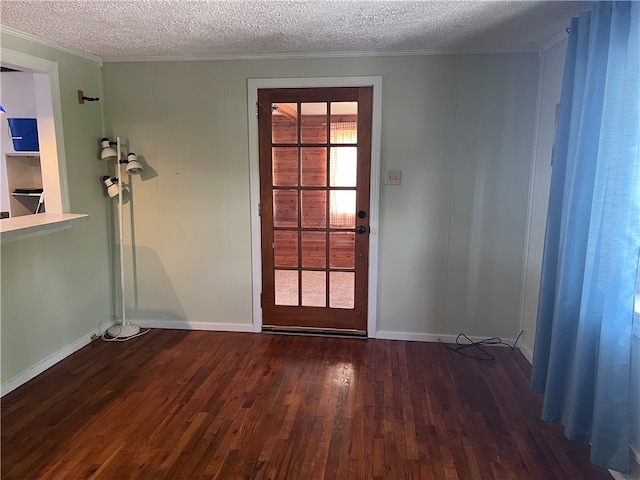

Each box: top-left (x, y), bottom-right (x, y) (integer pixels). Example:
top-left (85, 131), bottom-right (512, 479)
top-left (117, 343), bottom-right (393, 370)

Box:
top-left (608, 469), bottom-right (625, 480)
top-left (519, 343), bottom-right (534, 364)
top-left (375, 330), bottom-right (517, 346)
top-left (1, 321), bottom-right (115, 397)
top-left (134, 320), bottom-right (255, 333)
top-left (1, 321), bottom-right (254, 396)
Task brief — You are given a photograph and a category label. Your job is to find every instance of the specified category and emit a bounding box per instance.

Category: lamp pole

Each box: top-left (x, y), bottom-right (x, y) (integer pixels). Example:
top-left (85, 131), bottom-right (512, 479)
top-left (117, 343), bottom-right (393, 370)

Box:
top-left (117, 137), bottom-right (126, 328)
top-left (106, 137), bottom-right (140, 338)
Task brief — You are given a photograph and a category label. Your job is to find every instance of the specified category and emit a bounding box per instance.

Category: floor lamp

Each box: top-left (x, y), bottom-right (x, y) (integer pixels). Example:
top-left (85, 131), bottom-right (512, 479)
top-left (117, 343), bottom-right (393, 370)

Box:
top-left (100, 137), bottom-right (144, 338)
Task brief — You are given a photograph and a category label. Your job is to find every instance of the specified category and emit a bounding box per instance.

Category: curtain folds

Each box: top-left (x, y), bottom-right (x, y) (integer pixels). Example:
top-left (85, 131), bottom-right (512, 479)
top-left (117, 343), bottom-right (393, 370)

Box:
top-left (531, 1), bottom-right (640, 474)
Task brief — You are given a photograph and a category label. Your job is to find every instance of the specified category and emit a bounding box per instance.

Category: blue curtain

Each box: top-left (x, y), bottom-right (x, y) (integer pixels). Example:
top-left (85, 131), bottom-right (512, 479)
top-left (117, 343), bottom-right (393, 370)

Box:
top-left (531, 1), bottom-right (640, 474)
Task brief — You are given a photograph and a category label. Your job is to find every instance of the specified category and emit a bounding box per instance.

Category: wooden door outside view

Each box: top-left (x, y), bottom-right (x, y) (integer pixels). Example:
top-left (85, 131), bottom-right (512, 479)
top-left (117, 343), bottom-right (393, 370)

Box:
top-left (258, 87), bottom-right (373, 334)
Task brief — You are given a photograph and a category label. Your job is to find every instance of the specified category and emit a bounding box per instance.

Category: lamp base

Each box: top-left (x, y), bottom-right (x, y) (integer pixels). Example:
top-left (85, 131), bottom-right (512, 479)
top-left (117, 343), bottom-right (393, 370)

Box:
top-left (107, 323), bottom-right (141, 338)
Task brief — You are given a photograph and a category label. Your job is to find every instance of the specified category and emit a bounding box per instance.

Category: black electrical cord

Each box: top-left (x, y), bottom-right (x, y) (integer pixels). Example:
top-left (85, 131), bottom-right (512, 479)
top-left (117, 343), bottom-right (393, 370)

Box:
top-left (438, 330), bottom-right (524, 361)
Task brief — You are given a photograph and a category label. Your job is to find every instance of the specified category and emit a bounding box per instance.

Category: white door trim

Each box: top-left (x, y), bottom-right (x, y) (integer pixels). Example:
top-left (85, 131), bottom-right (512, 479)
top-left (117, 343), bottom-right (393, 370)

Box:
top-left (247, 76), bottom-right (382, 338)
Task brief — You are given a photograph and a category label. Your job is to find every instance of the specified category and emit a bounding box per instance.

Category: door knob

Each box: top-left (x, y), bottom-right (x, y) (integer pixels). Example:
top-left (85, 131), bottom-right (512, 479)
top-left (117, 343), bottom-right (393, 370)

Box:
top-left (357, 226), bottom-right (367, 234)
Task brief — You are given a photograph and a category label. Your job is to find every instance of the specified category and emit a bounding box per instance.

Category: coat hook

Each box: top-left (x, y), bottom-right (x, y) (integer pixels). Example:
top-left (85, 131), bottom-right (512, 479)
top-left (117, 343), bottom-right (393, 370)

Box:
top-left (78, 90), bottom-right (100, 104)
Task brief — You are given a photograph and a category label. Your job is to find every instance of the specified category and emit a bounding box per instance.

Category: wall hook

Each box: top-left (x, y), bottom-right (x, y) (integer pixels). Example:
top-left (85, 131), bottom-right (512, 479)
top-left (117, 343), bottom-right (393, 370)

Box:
top-left (78, 90), bottom-right (100, 104)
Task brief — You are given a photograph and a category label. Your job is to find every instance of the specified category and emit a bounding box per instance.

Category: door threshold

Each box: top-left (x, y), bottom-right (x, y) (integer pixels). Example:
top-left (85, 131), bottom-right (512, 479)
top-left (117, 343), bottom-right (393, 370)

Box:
top-left (262, 325), bottom-right (367, 338)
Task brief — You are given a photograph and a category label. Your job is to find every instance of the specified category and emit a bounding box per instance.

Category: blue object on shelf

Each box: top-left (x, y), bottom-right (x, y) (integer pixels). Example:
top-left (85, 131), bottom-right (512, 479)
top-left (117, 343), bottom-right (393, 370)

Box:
top-left (7, 118), bottom-right (39, 151)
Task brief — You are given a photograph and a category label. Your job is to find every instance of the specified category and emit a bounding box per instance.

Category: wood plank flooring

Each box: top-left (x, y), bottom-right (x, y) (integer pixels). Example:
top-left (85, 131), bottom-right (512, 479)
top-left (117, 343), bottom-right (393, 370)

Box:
top-left (1, 330), bottom-right (612, 479)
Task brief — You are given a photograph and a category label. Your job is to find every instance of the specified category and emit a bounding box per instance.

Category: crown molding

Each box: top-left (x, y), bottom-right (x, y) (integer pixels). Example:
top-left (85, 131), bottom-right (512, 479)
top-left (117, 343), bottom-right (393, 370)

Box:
top-left (539, 30), bottom-right (569, 56)
top-left (0, 26), bottom-right (102, 65)
top-left (100, 47), bottom-right (537, 63)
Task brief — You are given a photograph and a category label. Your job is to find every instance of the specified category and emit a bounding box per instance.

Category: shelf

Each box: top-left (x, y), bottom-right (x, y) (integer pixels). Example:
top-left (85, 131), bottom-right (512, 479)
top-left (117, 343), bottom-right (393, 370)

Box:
top-left (3, 151), bottom-right (39, 156)
top-left (1, 213), bottom-right (89, 243)
top-left (5, 154), bottom-right (44, 217)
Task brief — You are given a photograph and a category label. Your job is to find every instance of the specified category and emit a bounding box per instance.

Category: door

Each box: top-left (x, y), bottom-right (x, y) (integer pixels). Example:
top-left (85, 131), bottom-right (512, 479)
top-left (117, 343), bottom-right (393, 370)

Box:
top-left (258, 87), bottom-right (373, 334)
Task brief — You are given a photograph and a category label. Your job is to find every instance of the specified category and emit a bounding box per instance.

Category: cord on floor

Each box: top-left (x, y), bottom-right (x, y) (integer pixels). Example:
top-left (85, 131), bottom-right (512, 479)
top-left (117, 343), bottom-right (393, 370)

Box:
top-left (438, 330), bottom-right (524, 361)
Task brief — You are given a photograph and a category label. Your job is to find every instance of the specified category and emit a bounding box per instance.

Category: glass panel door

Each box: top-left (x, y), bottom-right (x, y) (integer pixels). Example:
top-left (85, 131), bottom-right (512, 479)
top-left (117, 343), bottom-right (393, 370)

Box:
top-left (258, 87), bottom-right (372, 334)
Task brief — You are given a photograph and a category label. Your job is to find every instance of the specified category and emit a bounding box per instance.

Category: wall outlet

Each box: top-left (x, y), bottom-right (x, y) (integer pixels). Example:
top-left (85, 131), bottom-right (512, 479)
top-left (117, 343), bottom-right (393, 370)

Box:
top-left (90, 334), bottom-right (99, 341)
top-left (385, 170), bottom-right (401, 185)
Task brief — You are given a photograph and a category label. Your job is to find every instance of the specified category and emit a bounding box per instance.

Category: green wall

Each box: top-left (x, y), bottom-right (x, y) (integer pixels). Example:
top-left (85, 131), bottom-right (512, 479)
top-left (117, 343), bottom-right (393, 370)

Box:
top-left (1, 32), bottom-right (112, 387)
top-left (102, 53), bottom-right (539, 338)
top-left (521, 39), bottom-right (567, 359)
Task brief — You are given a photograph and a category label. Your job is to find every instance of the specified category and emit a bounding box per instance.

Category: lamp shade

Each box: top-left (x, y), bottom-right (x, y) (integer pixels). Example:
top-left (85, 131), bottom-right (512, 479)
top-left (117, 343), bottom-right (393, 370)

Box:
top-left (100, 137), bottom-right (117, 160)
top-left (102, 175), bottom-right (119, 198)
top-left (125, 153), bottom-right (143, 175)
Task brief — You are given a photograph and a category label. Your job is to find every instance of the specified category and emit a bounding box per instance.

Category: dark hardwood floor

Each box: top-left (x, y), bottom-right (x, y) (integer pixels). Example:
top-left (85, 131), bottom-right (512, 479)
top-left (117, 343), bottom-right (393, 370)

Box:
top-left (1, 330), bottom-right (612, 479)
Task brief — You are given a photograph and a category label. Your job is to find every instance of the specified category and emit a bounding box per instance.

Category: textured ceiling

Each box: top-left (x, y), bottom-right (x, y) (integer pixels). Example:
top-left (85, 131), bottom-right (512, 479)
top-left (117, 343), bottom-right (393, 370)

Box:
top-left (0, 1), bottom-right (593, 60)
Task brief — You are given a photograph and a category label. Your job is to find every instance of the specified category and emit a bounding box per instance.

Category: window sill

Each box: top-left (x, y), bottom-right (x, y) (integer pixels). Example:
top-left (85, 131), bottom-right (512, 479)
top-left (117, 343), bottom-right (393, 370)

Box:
top-left (0, 213), bottom-right (89, 243)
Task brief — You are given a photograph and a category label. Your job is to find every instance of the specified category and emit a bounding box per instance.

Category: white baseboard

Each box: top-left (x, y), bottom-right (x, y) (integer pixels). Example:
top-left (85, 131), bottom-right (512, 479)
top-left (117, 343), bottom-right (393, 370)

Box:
top-left (607, 466), bottom-right (639, 480)
top-left (1, 321), bottom-right (254, 397)
top-left (134, 320), bottom-right (255, 333)
top-left (2, 326), bottom-right (520, 396)
top-left (608, 469), bottom-right (625, 480)
top-left (519, 343), bottom-right (534, 364)
top-left (1, 321), bottom-right (115, 397)
top-left (375, 330), bottom-right (517, 346)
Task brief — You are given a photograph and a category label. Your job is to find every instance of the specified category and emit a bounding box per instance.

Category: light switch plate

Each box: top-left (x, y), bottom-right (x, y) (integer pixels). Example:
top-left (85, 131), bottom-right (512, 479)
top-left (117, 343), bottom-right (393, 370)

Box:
top-left (385, 170), bottom-right (402, 185)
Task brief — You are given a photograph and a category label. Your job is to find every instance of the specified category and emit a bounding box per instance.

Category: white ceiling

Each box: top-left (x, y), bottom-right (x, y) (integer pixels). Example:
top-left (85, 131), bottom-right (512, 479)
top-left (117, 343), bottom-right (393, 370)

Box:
top-left (0, 1), bottom-right (593, 61)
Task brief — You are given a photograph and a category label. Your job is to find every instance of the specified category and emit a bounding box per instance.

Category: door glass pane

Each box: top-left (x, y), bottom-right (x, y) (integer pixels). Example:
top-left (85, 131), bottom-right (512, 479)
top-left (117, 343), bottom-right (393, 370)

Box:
top-left (274, 230), bottom-right (298, 268)
top-left (302, 271), bottom-right (326, 307)
top-left (301, 102), bottom-right (327, 144)
top-left (330, 271), bottom-right (354, 309)
top-left (275, 270), bottom-right (298, 306)
top-left (272, 103), bottom-right (297, 144)
top-left (330, 232), bottom-right (355, 269)
top-left (329, 147), bottom-right (357, 187)
top-left (302, 231), bottom-right (326, 268)
top-left (273, 190), bottom-right (298, 228)
top-left (330, 102), bottom-right (357, 144)
top-left (301, 147), bottom-right (327, 187)
top-left (273, 147), bottom-right (298, 186)
top-left (301, 190), bottom-right (326, 228)
top-left (329, 190), bottom-right (356, 229)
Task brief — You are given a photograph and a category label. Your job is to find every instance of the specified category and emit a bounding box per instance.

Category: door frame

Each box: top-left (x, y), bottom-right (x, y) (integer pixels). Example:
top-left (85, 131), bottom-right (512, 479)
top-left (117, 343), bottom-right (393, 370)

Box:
top-left (247, 76), bottom-right (382, 338)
